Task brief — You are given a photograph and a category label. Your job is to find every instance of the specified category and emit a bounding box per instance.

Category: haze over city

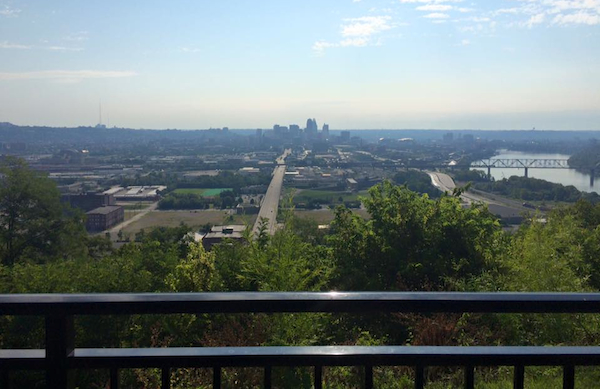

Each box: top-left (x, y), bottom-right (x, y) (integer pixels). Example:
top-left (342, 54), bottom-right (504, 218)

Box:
top-left (1, 0), bottom-right (600, 130)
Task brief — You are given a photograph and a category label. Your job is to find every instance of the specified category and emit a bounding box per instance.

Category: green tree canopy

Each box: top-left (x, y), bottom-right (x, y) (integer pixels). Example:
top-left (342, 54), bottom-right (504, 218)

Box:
top-left (329, 181), bottom-right (504, 290)
top-left (0, 157), bottom-right (87, 265)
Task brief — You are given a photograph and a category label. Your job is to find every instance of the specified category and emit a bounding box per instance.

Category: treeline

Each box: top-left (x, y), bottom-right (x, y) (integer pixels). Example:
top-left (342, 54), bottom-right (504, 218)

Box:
top-left (4, 158), bottom-right (600, 387)
top-left (568, 141), bottom-right (600, 168)
top-left (475, 176), bottom-right (600, 203)
top-left (451, 169), bottom-right (489, 182)
top-left (393, 170), bottom-right (440, 198)
top-left (158, 191), bottom-right (239, 210)
top-left (117, 170), bottom-right (271, 192)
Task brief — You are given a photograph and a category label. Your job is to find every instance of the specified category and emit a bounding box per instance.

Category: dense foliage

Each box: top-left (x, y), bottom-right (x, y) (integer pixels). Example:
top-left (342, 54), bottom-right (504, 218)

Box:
top-left (474, 176), bottom-right (600, 203)
top-left (393, 170), bottom-right (440, 198)
top-left (451, 169), bottom-right (489, 183)
top-left (0, 157), bottom-right (89, 266)
top-left (2, 159), bottom-right (600, 387)
top-left (158, 190), bottom-right (239, 210)
top-left (120, 170), bottom-right (271, 193)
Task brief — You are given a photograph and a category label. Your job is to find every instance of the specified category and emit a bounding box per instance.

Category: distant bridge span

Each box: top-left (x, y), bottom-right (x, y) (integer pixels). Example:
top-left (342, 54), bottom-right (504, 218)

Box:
top-left (471, 158), bottom-right (571, 170)
top-left (332, 158), bottom-right (598, 185)
top-left (471, 158), bottom-right (598, 185)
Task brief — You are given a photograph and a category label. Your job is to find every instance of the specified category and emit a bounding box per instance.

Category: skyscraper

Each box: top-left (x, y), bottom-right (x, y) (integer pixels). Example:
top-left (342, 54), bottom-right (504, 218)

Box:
top-left (289, 124), bottom-right (300, 137)
top-left (305, 118), bottom-right (318, 137)
top-left (255, 128), bottom-right (263, 144)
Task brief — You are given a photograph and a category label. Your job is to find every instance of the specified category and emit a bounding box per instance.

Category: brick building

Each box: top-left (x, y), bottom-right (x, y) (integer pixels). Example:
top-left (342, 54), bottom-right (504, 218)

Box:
top-left (86, 206), bottom-right (124, 232)
top-left (62, 193), bottom-right (116, 212)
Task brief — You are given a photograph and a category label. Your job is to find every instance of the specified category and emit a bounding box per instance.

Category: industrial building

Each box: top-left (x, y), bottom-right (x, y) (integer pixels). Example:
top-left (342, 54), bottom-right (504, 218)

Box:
top-left (62, 193), bottom-right (116, 212)
top-left (198, 225), bottom-right (246, 250)
top-left (103, 186), bottom-right (166, 201)
top-left (86, 206), bottom-right (124, 232)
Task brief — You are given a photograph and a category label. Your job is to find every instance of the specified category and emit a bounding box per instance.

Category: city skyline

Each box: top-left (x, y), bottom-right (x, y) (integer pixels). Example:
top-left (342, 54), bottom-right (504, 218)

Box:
top-left (1, 0), bottom-right (599, 130)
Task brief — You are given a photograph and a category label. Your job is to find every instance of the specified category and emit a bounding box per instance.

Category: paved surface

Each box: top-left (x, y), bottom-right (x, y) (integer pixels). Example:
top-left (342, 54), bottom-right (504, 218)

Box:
top-left (253, 150), bottom-right (290, 237)
top-left (427, 171), bottom-right (536, 223)
top-left (427, 171), bottom-right (501, 205)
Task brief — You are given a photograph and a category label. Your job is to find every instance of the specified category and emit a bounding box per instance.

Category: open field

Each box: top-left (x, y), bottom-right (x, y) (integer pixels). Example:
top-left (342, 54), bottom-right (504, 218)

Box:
top-left (293, 208), bottom-right (370, 224)
top-left (121, 210), bottom-right (256, 235)
top-left (172, 188), bottom-right (232, 197)
top-left (286, 189), bottom-right (368, 204)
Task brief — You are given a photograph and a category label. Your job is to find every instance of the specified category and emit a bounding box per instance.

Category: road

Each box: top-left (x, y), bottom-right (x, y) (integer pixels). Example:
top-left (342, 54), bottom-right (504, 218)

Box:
top-left (426, 171), bottom-right (501, 205)
top-left (252, 149), bottom-right (290, 237)
top-left (276, 148), bottom-right (291, 165)
top-left (427, 171), bottom-right (536, 217)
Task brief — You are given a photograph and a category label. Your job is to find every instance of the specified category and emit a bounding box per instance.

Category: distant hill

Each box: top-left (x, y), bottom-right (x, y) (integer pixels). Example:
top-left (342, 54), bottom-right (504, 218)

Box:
top-left (0, 122), bottom-right (236, 145)
top-left (2, 122), bottom-right (600, 146)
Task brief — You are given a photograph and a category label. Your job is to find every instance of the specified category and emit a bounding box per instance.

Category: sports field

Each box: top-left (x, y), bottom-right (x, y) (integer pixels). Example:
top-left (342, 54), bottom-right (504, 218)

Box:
top-left (172, 188), bottom-right (232, 197)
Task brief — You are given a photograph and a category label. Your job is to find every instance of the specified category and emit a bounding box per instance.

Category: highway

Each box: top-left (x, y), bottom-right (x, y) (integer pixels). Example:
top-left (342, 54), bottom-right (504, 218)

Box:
top-left (427, 171), bottom-right (537, 223)
top-left (427, 171), bottom-right (502, 205)
top-left (252, 149), bottom-right (290, 237)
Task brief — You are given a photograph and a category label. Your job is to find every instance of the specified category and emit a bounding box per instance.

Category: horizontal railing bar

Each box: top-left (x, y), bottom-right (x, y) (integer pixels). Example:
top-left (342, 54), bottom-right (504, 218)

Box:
top-left (61, 346), bottom-right (600, 369)
top-left (0, 350), bottom-right (45, 370)
top-left (1, 292), bottom-right (600, 315)
top-left (6, 346), bottom-right (600, 371)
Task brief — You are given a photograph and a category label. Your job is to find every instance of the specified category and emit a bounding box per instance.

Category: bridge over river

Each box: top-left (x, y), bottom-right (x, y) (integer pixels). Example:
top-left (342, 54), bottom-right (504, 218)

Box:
top-left (470, 158), bottom-right (598, 185)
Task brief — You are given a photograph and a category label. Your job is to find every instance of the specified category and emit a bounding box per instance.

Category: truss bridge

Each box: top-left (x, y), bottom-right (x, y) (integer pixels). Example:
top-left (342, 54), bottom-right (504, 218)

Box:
top-left (471, 158), bottom-right (598, 186)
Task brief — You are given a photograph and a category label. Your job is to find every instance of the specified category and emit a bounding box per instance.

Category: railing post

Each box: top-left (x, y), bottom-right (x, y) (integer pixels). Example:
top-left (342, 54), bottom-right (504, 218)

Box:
top-left (464, 366), bottom-right (474, 389)
top-left (563, 365), bottom-right (575, 389)
top-left (415, 366), bottom-right (424, 389)
top-left (314, 366), bottom-right (322, 389)
top-left (0, 370), bottom-right (9, 389)
top-left (213, 367), bottom-right (221, 389)
top-left (513, 365), bottom-right (524, 389)
top-left (45, 314), bottom-right (75, 389)
top-left (365, 365), bottom-right (373, 389)
top-left (161, 367), bottom-right (170, 389)
top-left (110, 367), bottom-right (119, 389)
top-left (264, 366), bottom-right (272, 389)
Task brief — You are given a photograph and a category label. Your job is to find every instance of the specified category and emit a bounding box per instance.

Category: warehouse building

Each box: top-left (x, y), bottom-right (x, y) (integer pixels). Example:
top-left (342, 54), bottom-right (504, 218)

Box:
top-left (86, 206), bottom-right (124, 232)
top-left (62, 193), bottom-right (116, 212)
top-left (199, 225), bottom-right (246, 250)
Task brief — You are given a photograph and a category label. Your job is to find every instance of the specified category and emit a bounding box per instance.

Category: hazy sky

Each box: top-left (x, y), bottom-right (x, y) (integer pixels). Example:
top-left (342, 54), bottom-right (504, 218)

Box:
top-left (1, 0), bottom-right (599, 130)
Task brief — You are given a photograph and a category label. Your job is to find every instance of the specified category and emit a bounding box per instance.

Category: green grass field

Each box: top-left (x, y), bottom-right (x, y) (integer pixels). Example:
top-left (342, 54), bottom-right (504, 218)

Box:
top-left (288, 189), bottom-right (368, 204)
top-left (172, 188), bottom-right (232, 197)
top-left (294, 209), bottom-right (370, 224)
top-left (122, 210), bottom-right (256, 235)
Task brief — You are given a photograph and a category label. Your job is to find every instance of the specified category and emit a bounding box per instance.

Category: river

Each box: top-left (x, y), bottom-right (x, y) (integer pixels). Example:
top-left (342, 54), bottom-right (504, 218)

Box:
top-left (471, 150), bottom-right (600, 194)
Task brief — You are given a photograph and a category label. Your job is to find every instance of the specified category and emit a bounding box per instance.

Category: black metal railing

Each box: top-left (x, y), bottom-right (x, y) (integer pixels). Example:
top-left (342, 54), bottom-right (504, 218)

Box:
top-left (1, 292), bottom-right (600, 389)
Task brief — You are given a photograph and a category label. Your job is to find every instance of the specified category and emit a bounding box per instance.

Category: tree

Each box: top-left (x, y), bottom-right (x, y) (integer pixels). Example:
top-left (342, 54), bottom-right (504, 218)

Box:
top-left (329, 181), bottom-right (503, 291)
top-left (166, 242), bottom-right (216, 292)
top-left (0, 157), bottom-right (87, 266)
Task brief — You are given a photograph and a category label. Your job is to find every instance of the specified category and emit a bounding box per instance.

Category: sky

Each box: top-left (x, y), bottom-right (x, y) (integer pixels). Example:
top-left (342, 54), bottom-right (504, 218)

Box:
top-left (1, 0), bottom-right (599, 130)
